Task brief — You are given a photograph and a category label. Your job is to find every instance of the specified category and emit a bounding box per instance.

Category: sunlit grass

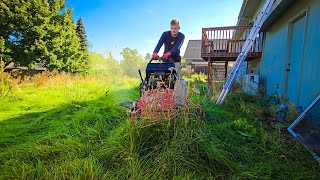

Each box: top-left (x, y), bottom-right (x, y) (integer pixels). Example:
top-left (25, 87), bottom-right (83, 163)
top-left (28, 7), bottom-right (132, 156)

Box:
top-left (0, 71), bottom-right (319, 179)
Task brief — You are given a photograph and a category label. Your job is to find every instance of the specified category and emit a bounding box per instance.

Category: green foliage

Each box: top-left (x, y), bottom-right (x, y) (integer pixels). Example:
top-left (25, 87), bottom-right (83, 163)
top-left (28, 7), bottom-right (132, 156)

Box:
top-left (88, 52), bottom-right (123, 78)
top-left (232, 118), bottom-right (257, 136)
top-left (180, 58), bottom-right (186, 66)
top-left (0, 37), bottom-right (4, 53)
top-left (197, 86), bottom-right (320, 178)
top-left (0, 0), bottom-right (87, 73)
top-left (0, 61), bottom-right (13, 98)
top-left (75, 17), bottom-right (89, 73)
top-left (0, 37), bottom-right (11, 62)
top-left (120, 48), bottom-right (148, 77)
top-left (184, 72), bottom-right (207, 83)
top-left (76, 18), bottom-right (88, 52)
top-left (144, 52), bottom-right (151, 61)
top-left (0, 76), bottom-right (128, 179)
top-left (224, 90), bottom-right (276, 119)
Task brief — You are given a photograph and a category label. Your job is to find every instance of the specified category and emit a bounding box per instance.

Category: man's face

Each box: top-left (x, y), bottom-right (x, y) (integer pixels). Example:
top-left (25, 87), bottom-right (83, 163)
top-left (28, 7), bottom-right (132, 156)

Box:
top-left (170, 24), bottom-right (179, 37)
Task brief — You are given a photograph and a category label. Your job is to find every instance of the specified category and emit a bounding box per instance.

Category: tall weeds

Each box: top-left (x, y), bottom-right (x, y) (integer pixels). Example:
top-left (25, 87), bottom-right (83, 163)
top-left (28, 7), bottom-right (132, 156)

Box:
top-left (98, 104), bottom-right (237, 179)
top-left (0, 61), bottom-right (13, 98)
top-left (1, 73), bottom-right (320, 179)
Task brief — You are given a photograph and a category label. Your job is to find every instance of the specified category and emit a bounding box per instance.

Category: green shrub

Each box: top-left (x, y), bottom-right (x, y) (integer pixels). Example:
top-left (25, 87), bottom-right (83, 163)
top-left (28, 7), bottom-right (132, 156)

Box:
top-left (0, 61), bottom-right (13, 98)
top-left (184, 72), bottom-right (207, 83)
top-left (232, 118), bottom-right (257, 135)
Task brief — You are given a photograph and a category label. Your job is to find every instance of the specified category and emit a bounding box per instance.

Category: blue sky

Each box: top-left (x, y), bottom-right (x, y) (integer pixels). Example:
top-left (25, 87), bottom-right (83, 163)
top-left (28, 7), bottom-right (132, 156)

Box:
top-left (67, 0), bottom-right (243, 60)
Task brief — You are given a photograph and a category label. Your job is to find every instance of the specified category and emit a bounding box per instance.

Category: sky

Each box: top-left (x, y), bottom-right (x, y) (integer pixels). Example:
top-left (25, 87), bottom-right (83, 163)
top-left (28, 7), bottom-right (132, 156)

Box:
top-left (66, 0), bottom-right (243, 60)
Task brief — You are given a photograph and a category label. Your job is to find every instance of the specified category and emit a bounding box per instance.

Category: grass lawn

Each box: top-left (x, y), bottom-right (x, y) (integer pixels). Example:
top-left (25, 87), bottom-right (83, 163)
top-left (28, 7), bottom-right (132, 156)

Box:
top-left (0, 74), bottom-right (319, 179)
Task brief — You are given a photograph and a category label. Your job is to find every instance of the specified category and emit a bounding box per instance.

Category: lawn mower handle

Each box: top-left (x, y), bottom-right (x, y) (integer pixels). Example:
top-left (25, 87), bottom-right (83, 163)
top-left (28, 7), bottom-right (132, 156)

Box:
top-left (149, 57), bottom-right (175, 64)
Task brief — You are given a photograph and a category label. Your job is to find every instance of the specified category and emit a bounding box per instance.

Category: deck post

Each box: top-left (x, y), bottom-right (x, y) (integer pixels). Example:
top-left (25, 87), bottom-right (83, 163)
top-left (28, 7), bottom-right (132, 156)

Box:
top-left (207, 59), bottom-right (213, 89)
top-left (224, 60), bottom-right (228, 78)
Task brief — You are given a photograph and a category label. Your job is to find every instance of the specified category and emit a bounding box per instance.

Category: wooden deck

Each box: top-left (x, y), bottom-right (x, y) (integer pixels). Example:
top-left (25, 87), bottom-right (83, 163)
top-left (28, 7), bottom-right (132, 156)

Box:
top-left (201, 26), bottom-right (263, 61)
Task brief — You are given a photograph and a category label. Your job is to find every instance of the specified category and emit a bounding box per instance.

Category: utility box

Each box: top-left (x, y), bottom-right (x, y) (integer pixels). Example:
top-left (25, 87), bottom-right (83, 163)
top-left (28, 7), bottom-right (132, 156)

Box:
top-left (243, 74), bottom-right (259, 95)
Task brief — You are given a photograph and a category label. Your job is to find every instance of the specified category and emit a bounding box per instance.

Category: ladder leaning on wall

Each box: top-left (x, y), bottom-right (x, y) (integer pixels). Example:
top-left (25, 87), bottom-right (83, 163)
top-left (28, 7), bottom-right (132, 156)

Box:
top-left (216, 0), bottom-right (275, 105)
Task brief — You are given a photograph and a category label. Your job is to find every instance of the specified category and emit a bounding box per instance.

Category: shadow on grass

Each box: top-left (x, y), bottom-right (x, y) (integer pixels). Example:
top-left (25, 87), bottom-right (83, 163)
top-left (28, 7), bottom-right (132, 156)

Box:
top-left (1, 86), bottom-right (320, 179)
top-left (0, 85), bottom-right (237, 179)
top-left (0, 89), bottom-right (133, 179)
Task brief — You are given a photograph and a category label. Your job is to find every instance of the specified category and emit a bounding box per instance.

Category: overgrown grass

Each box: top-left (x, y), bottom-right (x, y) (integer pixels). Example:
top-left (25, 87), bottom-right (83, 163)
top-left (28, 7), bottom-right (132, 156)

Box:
top-left (0, 73), bottom-right (319, 179)
top-left (0, 61), bottom-right (14, 98)
top-left (98, 108), bottom-right (237, 179)
top-left (0, 72), bottom-right (139, 179)
top-left (201, 88), bottom-right (320, 178)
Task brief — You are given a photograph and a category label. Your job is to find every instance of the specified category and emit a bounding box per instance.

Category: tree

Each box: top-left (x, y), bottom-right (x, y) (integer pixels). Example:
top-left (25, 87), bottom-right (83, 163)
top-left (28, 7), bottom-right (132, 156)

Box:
top-left (0, 37), bottom-right (11, 66)
top-left (120, 48), bottom-right (147, 77)
top-left (145, 53), bottom-right (151, 61)
top-left (75, 17), bottom-right (89, 73)
top-left (76, 18), bottom-right (88, 52)
top-left (88, 51), bottom-right (123, 78)
top-left (0, 0), bottom-right (87, 73)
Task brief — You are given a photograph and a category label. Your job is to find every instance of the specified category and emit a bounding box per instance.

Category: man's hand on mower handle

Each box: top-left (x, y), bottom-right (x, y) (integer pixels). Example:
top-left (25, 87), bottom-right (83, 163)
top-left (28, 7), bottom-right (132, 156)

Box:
top-left (163, 52), bottom-right (171, 60)
top-left (152, 52), bottom-right (159, 59)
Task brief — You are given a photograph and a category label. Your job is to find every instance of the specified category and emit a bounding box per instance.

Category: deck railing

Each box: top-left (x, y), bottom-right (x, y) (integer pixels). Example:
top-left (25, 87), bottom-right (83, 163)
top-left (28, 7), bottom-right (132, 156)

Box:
top-left (201, 26), bottom-right (263, 60)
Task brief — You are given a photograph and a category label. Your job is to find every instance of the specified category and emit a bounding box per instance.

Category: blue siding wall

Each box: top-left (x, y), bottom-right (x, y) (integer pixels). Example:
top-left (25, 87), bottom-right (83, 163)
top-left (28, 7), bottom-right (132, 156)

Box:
top-left (260, 0), bottom-right (320, 109)
top-left (286, 14), bottom-right (306, 105)
top-left (260, 24), bottom-right (287, 95)
top-left (236, 61), bottom-right (248, 83)
top-left (298, 3), bottom-right (320, 108)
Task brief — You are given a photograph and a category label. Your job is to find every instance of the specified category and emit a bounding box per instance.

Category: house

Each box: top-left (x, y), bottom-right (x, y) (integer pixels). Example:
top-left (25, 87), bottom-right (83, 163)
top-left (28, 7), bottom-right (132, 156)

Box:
top-left (240, 0), bottom-right (320, 162)
top-left (201, 21), bottom-right (262, 86)
top-left (201, 0), bottom-right (320, 161)
top-left (202, 0), bottom-right (320, 110)
top-left (4, 62), bottom-right (46, 72)
top-left (4, 62), bottom-right (47, 78)
top-left (240, 0), bottom-right (320, 110)
top-left (184, 40), bottom-right (207, 74)
top-left (184, 40), bottom-right (233, 81)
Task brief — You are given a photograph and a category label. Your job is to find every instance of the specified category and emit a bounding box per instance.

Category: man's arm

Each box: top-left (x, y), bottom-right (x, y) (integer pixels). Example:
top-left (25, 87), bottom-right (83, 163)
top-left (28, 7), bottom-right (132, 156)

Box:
top-left (154, 32), bottom-right (166, 53)
top-left (169, 34), bottom-right (185, 55)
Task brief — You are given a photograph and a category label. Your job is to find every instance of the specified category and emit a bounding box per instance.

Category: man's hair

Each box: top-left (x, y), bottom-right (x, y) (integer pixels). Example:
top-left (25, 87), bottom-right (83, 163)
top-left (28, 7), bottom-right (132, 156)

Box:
top-left (170, 19), bottom-right (180, 26)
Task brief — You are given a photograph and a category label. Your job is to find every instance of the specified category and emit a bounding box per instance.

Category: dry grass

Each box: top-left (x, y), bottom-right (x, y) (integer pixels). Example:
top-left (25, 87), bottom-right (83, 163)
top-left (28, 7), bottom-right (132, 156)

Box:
top-left (0, 61), bottom-right (15, 98)
top-left (131, 80), bottom-right (203, 127)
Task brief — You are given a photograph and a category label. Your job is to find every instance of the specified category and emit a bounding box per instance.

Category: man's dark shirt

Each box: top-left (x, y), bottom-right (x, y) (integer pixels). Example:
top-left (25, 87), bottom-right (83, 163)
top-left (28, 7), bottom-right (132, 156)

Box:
top-left (154, 31), bottom-right (185, 62)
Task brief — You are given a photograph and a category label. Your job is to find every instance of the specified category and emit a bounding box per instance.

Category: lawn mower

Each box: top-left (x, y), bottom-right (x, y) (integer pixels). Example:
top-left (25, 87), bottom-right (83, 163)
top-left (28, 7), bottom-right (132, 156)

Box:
top-left (140, 57), bottom-right (177, 90)
top-left (130, 57), bottom-right (186, 119)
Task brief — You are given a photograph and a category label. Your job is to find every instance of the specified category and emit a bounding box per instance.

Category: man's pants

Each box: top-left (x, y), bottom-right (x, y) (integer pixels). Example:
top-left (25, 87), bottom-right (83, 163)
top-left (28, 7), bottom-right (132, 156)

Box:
top-left (174, 62), bottom-right (181, 79)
